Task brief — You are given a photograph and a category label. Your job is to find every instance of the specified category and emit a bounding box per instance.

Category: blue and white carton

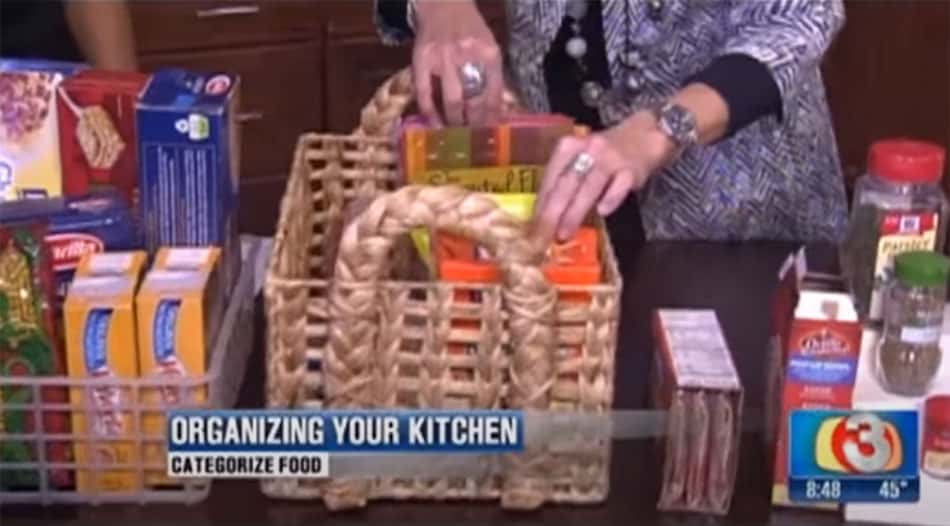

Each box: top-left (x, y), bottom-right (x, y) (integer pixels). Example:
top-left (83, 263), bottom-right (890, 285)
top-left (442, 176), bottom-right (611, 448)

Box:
top-left (136, 69), bottom-right (241, 295)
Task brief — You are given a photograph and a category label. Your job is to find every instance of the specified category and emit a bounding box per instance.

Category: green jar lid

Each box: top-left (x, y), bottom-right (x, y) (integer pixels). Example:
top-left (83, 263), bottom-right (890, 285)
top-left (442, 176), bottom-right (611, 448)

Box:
top-left (894, 251), bottom-right (950, 288)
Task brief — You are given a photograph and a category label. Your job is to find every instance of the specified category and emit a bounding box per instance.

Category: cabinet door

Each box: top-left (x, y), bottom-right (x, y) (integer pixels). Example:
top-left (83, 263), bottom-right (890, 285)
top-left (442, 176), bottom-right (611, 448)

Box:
top-left (140, 41), bottom-right (323, 179)
top-left (823, 0), bottom-right (950, 192)
top-left (132, 1), bottom-right (320, 54)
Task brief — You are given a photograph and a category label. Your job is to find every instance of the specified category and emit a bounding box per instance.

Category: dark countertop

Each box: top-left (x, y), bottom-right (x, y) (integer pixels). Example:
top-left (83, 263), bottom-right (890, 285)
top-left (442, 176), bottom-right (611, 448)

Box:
top-left (3, 241), bottom-right (874, 526)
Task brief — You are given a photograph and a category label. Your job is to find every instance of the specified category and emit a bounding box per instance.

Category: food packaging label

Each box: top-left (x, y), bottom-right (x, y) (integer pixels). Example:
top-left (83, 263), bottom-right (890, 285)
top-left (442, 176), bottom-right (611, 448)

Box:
top-left (57, 70), bottom-right (151, 205)
top-left (64, 250), bottom-right (146, 492)
top-left (136, 69), bottom-right (241, 299)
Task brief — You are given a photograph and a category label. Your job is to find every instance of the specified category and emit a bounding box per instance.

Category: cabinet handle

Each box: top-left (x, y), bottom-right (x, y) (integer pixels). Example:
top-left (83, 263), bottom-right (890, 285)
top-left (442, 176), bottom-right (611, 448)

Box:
top-left (236, 111), bottom-right (265, 123)
top-left (196, 5), bottom-right (260, 19)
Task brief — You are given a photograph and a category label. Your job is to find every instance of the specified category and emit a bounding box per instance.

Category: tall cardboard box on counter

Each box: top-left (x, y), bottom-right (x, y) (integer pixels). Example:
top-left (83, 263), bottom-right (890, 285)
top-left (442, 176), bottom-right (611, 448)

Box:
top-left (135, 69), bottom-right (240, 299)
top-left (765, 249), bottom-right (863, 509)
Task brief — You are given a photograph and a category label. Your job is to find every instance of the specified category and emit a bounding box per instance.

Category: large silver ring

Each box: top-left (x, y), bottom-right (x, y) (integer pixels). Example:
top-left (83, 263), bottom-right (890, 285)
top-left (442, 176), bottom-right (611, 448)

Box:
top-left (459, 61), bottom-right (486, 99)
top-left (570, 152), bottom-right (596, 177)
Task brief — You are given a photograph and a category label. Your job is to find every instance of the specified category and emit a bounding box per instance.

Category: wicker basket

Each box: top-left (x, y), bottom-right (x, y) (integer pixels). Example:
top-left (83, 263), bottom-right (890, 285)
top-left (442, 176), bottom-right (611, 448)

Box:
top-left (262, 69), bottom-right (622, 510)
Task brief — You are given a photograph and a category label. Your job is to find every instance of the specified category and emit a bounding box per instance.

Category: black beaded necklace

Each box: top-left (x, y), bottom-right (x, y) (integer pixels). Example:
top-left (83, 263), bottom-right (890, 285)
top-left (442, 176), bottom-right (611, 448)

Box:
top-left (564, 0), bottom-right (664, 109)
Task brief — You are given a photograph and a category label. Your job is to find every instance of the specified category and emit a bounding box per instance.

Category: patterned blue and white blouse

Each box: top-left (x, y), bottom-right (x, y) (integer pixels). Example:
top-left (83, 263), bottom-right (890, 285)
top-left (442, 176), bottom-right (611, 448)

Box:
top-left (377, 0), bottom-right (850, 243)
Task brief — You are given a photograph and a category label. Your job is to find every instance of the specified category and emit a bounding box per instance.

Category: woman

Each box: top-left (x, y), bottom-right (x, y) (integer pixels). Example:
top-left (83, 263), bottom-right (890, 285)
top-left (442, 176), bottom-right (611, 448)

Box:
top-left (1, 0), bottom-right (137, 70)
top-left (376, 0), bottom-right (848, 249)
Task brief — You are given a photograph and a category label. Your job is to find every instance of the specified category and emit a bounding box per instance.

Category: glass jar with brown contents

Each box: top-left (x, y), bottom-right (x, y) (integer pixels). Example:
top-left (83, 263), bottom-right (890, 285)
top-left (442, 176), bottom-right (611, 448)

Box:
top-left (876, 251), bottom-right (949, 396)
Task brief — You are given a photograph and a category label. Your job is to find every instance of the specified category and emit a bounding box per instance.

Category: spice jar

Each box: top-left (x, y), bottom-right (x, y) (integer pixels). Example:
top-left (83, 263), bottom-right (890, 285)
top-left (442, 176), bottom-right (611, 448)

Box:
top-left (841, 139), bottom-right (949, 322)
top-left (876, 251), bottom-right (948, 396)
top-left (922, 395), bottom-right (950, 480)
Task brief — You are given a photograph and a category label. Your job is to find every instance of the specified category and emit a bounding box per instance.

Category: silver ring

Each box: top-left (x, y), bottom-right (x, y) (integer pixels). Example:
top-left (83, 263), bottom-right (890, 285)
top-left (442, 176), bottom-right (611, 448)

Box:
top-left (459, 61), bottom-right (486, 99)
top-left (570, 152), bottom-right (596, 177)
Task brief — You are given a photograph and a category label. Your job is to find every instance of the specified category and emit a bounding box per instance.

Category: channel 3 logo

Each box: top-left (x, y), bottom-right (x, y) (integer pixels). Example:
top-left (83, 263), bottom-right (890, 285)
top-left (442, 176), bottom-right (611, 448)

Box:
top-left (814, 412), bottom-right (903, 474)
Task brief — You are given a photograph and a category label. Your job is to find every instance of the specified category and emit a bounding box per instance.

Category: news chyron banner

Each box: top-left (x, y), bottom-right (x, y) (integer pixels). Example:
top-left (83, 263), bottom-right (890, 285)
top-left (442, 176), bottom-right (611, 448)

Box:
top-left (167, 410), bottom-right (531, 479)
top-left (788, 409), bottom-right (920, 503)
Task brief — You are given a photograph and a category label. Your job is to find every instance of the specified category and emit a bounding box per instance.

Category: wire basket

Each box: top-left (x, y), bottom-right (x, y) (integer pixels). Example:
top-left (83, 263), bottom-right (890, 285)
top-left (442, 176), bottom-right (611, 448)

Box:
top-left (262, 68), bottom-right (622, 510)
top-left (0, 240), bottom-right (260, 505)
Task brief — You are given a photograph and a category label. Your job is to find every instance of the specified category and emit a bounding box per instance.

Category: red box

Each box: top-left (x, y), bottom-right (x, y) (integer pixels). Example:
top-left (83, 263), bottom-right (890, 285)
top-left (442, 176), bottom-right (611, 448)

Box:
top-left (56, 70), bottom-right (150, 205)
top-left (765, 250), bottom-right (863, 508)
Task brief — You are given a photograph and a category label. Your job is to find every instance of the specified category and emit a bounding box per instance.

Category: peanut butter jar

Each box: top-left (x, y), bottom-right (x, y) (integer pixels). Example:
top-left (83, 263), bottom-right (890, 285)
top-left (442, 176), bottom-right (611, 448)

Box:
top-left (922, 395), bottom-right (950, 480)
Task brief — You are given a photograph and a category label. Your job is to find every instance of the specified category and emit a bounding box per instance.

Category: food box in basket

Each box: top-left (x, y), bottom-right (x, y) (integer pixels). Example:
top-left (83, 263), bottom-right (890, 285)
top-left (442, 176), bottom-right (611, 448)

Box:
top-left (0, 190), bottom-right (141, 304)
top-left (766, 252), bottom-right (862, 509)
top-left (0, 221), bottom-right (71, 490)
top-left (136, 68), bottom-right (241, 300)
top-left (651, 309), bottom-right (744, 515)
top-left (0, 59), bottom-right (85, 202)
top-left (137, 246), bottom-right (222, 486)
top-left (57, 70), bottom-right (151, 205)
top-left (64, 251), bottom-right (147, 492)
top-left (399, 114), bottom-right (588, 192)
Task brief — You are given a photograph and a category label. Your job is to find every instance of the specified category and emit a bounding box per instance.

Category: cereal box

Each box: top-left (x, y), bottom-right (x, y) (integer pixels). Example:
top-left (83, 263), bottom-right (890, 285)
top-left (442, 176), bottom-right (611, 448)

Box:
top-left (0, 59), bottom-right (85, 202)
top-left (0, 221), bottom-right (71, 490)
top-left (137, 247), bottom-right (221, 486)
top-left (136, 69), bottom-right (241, 299)
top-left (651, 309), bottom-right (744, 516)
top-left (57, 70), bottom-right (150, 205)
top-left (0, 190), bottom-right (141, 304)
top-left (64, 250), bottom-right (147, 492)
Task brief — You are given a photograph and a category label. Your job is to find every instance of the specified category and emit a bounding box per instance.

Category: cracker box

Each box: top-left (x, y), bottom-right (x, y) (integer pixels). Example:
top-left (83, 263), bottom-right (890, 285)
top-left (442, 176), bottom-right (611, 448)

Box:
top-left (0, 190), bottom-right (141, 304)
top-left (57, 70), bottom-right (151, 205)
top-left (136, 247), bottom-right (222, 486)
top-left (64, 250), bottom-right (147, 492)
top-left (136, 69), bottom-right (240, 297)
top-left (651, 309), bottom-right (745, 516)
top-left (399, 114), bottom-right (589, 192)
top-left (0, 221), bottom-right (71, 490)
top-left (0, 59), bottom-right (85, 202)
top-left (766, 256), bottom-right (863, 509)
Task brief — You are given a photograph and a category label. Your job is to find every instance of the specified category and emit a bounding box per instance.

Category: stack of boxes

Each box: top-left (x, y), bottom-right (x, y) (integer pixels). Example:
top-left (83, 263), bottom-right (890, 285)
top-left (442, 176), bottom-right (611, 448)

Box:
top-left (0, 58), bottom-right (240, 492)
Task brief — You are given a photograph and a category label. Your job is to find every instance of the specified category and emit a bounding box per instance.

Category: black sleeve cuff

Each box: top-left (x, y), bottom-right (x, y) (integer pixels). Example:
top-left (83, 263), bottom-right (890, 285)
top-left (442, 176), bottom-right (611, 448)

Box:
top-left (685, 53), bottom-right (782, 138)
top-left (377, 0), bottom-right (415, 37)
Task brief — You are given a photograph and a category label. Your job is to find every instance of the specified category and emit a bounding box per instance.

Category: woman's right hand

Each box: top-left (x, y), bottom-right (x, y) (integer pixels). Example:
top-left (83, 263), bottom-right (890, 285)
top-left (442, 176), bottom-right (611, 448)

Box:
top-left (412, 0), bottom-right (504, 126)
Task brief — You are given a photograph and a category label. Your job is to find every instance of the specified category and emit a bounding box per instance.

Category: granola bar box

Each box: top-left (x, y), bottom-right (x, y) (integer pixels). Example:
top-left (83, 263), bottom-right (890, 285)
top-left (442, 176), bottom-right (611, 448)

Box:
top-left (0, 221), bottom-right (71, 489)
top-left (651, 309), bottom-right (744, 516)
top-left (0, 59), bottom-right (85, 202)
top-left (136, 69), bottom-right (241, 296)
top-left (57, 70), bottom-right (150, 206)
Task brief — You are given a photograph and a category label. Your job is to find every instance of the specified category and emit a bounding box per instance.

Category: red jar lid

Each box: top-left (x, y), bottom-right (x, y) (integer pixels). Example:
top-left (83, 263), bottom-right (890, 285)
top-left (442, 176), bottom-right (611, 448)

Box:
top-left (925, 395), bottom-right (950, 427)
top-left (868, 139), bottom-right (946, 184)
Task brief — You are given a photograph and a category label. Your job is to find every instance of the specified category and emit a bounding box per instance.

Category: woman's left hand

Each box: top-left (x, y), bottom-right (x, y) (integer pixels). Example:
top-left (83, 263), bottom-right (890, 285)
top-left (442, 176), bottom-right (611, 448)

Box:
top-left (532, 110), bottom-right (676, 243)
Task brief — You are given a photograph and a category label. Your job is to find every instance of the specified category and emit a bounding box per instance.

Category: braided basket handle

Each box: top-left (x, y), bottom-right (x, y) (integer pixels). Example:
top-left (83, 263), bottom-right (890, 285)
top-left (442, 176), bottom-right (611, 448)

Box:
top-left (328, 185), bottom-right (557, 406)
top-left (355, 67), bottom-right (522, 139)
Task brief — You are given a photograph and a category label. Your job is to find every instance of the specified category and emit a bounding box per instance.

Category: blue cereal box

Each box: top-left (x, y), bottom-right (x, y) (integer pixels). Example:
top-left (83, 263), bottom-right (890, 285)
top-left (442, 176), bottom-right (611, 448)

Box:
top-left (0, 190), bottom-right (141, 302)
top-left (135, 69), bottom-right (241, 294)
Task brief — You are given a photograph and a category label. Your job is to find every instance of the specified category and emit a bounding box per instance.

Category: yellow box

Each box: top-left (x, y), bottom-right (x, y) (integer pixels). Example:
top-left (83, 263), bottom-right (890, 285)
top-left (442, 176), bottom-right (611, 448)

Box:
top-left (136, 247), bottom-right (221, 486)
top-left (64, 251), bottom-right (147, 493)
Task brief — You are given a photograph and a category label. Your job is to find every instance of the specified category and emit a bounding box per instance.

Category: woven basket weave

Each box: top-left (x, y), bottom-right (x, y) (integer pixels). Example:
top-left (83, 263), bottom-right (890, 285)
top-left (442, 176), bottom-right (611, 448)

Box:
top-left (262, 68), bottom-right (622, 510)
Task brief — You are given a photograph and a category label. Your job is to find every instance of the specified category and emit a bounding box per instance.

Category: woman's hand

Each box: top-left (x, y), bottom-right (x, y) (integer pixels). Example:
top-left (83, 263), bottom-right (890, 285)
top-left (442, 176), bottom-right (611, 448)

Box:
top-left (412, 0), bottom-right (504, 126)
top-left (532, 110), bottom-right (677, 243)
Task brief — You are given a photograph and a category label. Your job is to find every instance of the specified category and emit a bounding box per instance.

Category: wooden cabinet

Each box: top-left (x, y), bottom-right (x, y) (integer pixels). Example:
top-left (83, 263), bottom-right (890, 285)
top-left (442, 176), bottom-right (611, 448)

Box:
top-left (823, 0), bottom-right (950, 191)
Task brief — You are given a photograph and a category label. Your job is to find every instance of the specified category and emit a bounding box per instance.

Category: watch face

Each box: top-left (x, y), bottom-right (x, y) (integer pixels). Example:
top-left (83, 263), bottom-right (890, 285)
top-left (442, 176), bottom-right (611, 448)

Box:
top-left (660, 104), bottom-right (697, 146)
